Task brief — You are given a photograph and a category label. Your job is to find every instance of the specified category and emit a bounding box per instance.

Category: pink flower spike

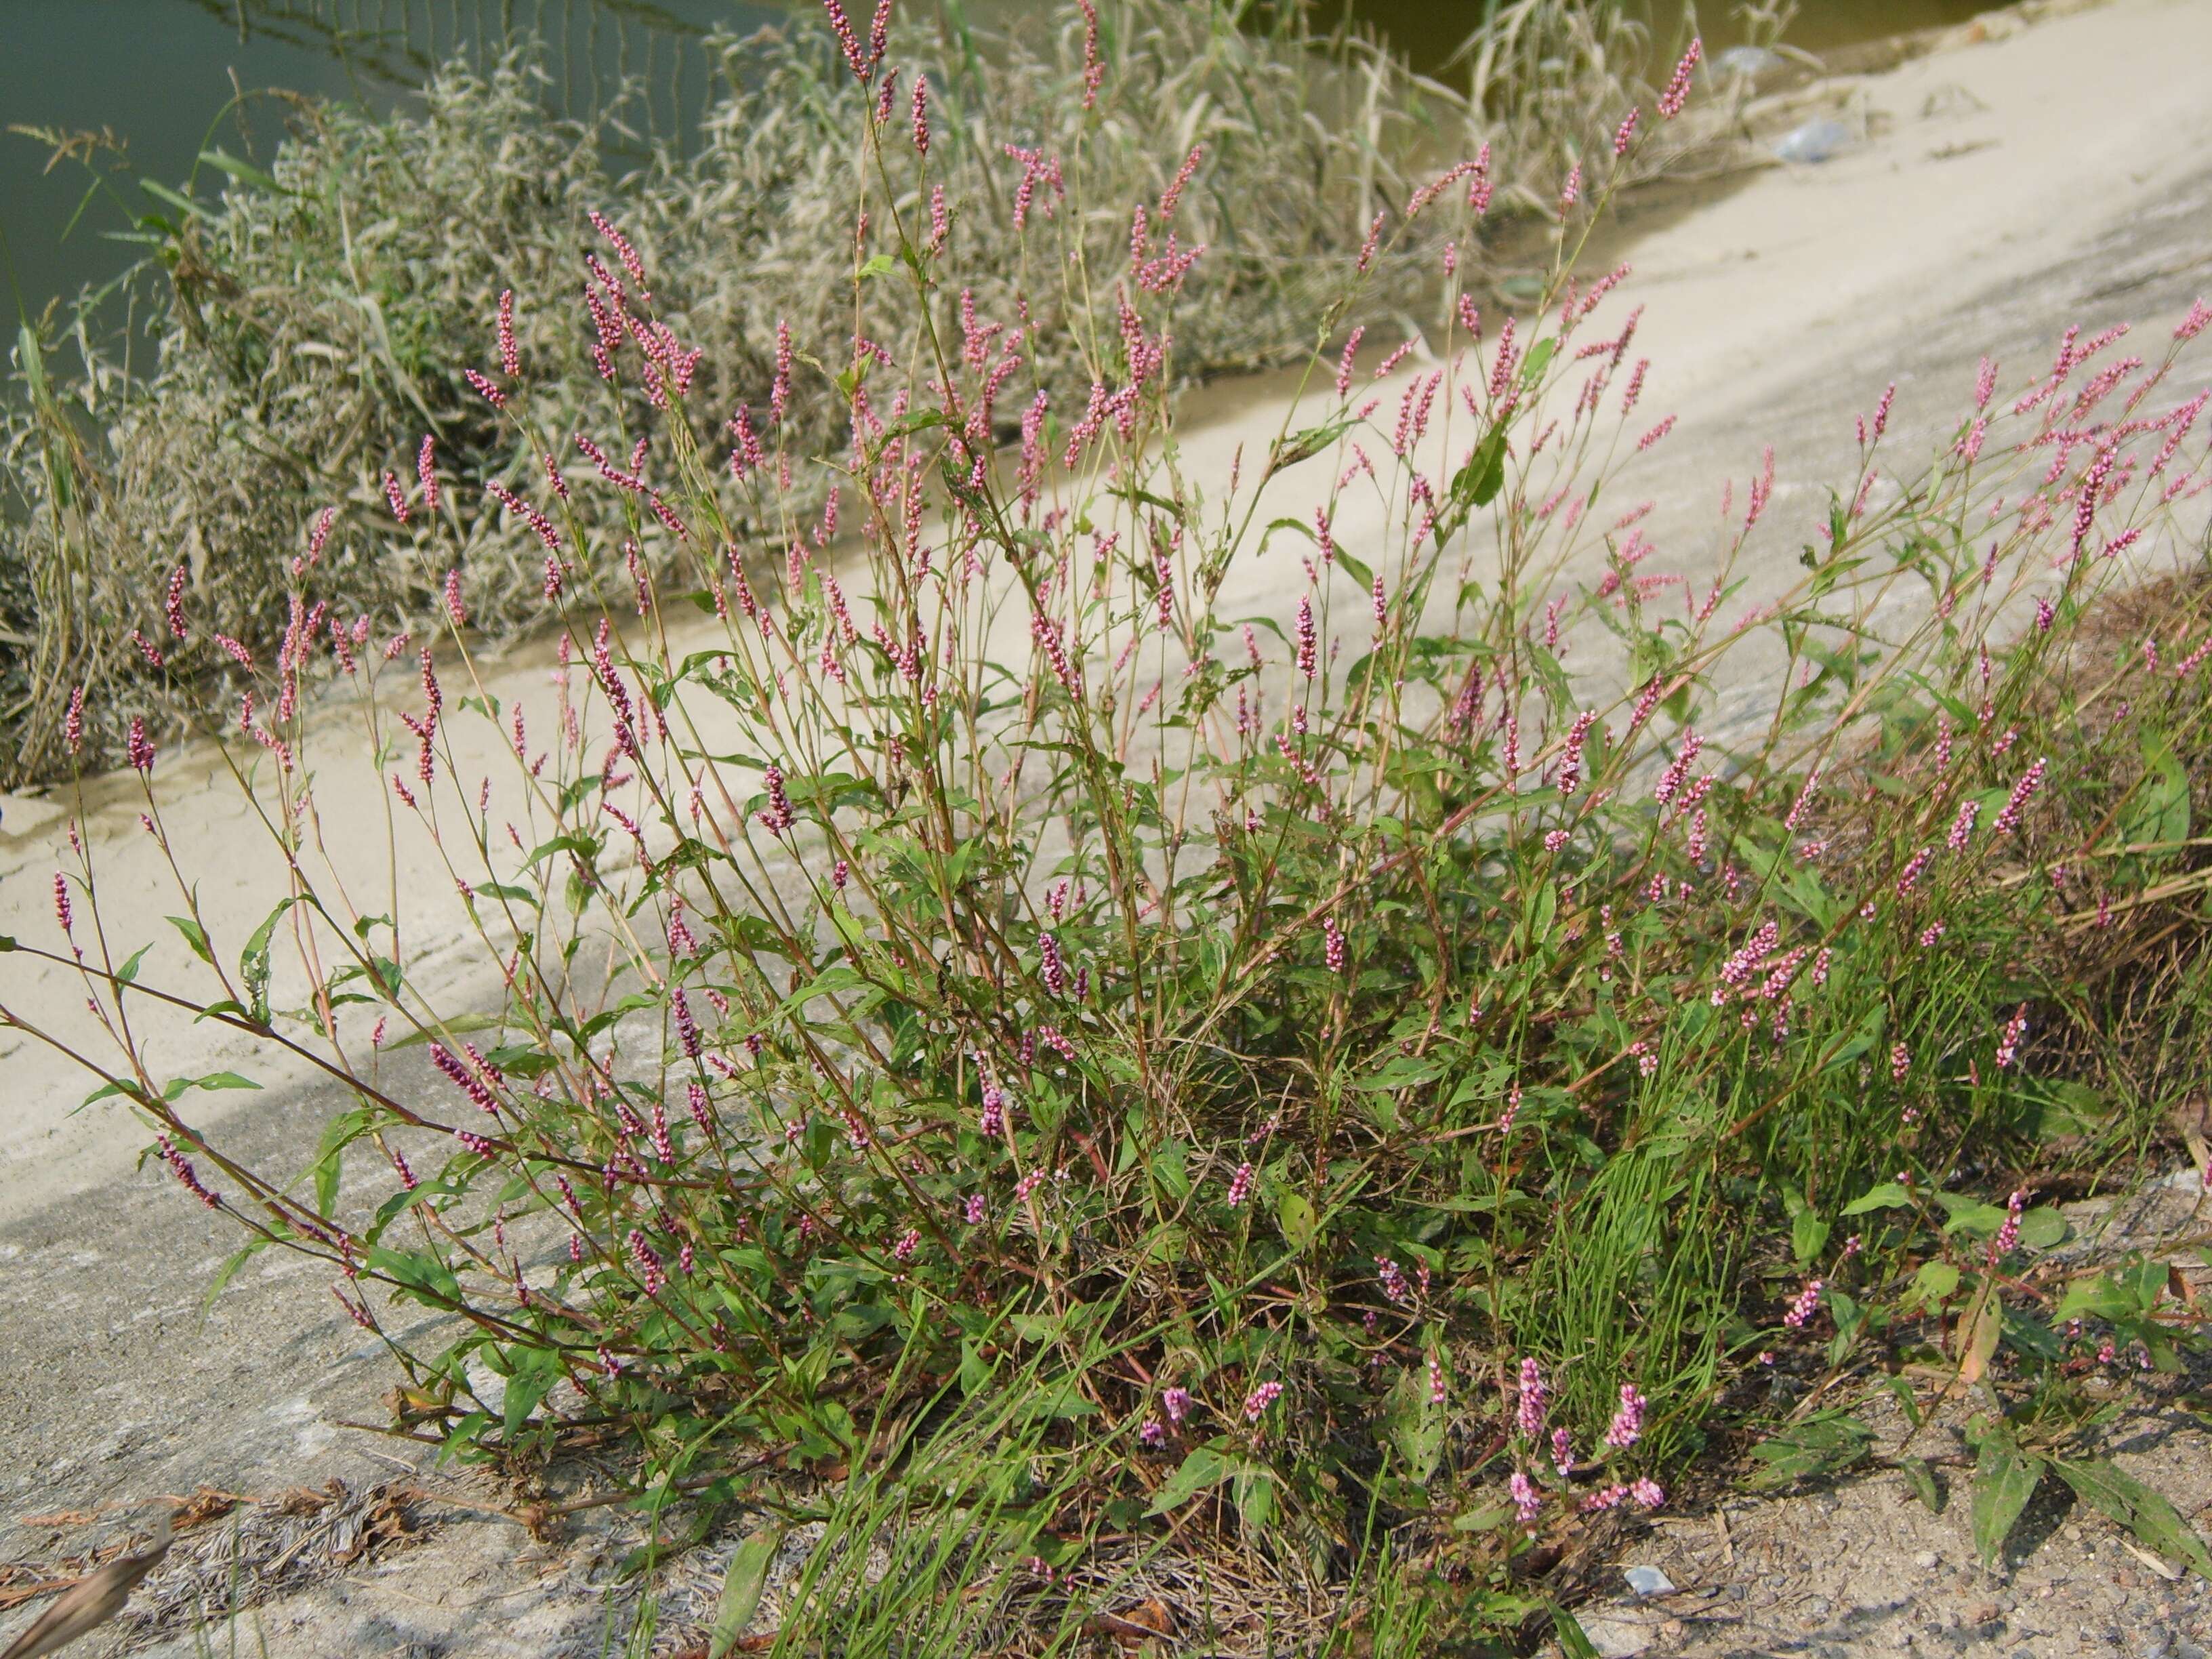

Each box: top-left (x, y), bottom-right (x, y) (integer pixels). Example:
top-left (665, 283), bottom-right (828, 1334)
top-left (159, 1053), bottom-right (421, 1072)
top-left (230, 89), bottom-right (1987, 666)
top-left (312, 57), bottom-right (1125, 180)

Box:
top-left (1658, 39), bottom-right (1702, 119)
top-left (1510, 1470), bottom-right (1542, 1525)
top-left (1516, 1357), bottom-right (1547, 1437)
top-left (1784, 1278), bottom-right (1824, 1328)
top-left (1603, 1383), bottom-right (1645, 1450)
top-left (464, 368), bottom-right (506, 409)
top-left (1225, 1161), bottom-right (1254, 1207)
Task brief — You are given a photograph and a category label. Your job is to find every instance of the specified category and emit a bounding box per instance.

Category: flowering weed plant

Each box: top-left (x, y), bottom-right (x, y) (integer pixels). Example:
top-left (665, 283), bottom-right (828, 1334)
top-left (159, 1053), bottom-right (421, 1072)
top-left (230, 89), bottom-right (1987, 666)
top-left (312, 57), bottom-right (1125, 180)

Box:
top-left (9, 6), bottom-right (2212, 1647)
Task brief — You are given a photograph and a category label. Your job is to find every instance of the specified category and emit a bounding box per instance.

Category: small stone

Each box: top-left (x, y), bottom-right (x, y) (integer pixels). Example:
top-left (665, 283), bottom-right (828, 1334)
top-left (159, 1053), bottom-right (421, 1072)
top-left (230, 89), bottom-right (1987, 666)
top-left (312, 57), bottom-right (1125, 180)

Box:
top-left (1623, 1565), bottom-right (1676, 1597)
top-left (1914, 1550), bottom-right (1940, 1568)
top-left (1576, 1612), bottom-right (1654, 1658)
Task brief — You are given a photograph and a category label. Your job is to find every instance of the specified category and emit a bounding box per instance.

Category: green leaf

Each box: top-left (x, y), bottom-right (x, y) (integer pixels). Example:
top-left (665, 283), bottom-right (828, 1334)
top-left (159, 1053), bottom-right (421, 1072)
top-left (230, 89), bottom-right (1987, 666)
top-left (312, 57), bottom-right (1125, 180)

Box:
top-left (2055, 1272), bottom-right (2132, 1324)
top-left (164, 1071), bottom-right (261, 1097)
top-left (1744, 1413), bottom-right (1875, 1491)
top-left (1899, 1456), bottom-right (1944, 1514)
top-left (366, 1245), bottom-right (463, 1307)
top-left (239, 896), bottom-right (302, 1021)
top-left (1518, 337), bottom-right (1557, 386)
top-left (1937, 1191), bottom-right (2011, 1237)
top-left (1451, 428), bottom-right (1508, 510)
top-left (1842, 1181), bottom-right (1912, 1216)
top-left (1277, 1191), bottom-right (1318, 1252)
top-left (2124, 733), bottom-right (2191, 848)
top-left (959, 1339), bottom-right (991, 1397)
top-left (203, 1237), bottom-right (272, 1311)
top-left (1969, 1425), bottom-right (2042, 1569)
top-left (382, 1011), bottom-right (508, 1048)
top-left (197, 148), bottom-right (285, 193)
top-left (1551, 1605), bottom-right (1602, 1659)
top-left (167, 915), bottom-right (215, 966)
top-left (501, 1361), bottom-right (558, 1441)
top-left (113, 944), bottom-right (152, 987)
top-left (709, 1527), bottom-right (784, 1656)
top-left (306, 1107), bottom-right (375, 1218)
top-left (1907, 1260), bottom-right (1961, 1309)
top-left (1148, 1138), bottom-right (1189, 1200)
top-left (1265, 415), bottom-right (1356, 480)
top-left (1147, 1445), bottom-right (1237, 1515)
top-left (1332, 547), bottom-right (1374, 590)
top-left (136, 177), bottom-right (207, 220)
top-left (2052, 1459), bottom-right (2212, 1581)
top-left (1385, 1363), bottom-right (1444, 1484)
top-left (855, 253), bottom-right (898, 281)
top-left (1792, 1208), bottom-right (1831, 1268)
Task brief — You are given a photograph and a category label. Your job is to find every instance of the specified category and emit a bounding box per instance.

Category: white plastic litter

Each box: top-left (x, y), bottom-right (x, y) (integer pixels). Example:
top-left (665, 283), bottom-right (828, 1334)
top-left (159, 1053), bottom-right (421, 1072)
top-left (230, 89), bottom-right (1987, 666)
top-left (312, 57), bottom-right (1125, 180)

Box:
top-left (1714, 45), bottom-right (1784, 78)
top-left (1774, 117), bottom-right (1853, 164)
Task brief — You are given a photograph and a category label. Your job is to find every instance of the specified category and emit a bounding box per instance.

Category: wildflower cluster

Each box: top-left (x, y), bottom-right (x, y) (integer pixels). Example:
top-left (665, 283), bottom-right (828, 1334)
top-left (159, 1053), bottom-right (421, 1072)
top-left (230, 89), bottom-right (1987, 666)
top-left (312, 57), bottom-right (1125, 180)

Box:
top-left (12, 7), bottom-right (2212, 1640)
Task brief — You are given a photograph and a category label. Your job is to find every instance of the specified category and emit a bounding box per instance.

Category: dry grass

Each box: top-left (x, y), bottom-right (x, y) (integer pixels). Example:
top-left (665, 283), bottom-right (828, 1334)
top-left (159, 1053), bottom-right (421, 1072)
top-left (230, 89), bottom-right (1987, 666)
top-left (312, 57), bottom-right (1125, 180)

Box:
top-left (0, 0), bottom-right (1722, 786)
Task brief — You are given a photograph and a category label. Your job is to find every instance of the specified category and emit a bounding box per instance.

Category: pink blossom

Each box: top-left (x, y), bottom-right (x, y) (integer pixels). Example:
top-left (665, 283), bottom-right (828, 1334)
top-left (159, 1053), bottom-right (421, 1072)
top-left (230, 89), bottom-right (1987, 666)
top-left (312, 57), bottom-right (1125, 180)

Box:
top-left (1783, 1278), bottom-right (1824, 1328)
top-left (1516, 1357), bottom-right (1548, 1437)
top-left (1992, 1189), bottom-right (2025, 1258)
top-left (758, 762), bottom-right (796, 834)
top-left (1603, 1383), bottom-right (1646, 1450)
top-left (1511, 1471), bottom-right (1542, 1525)
top-left (1658, 39), bottom-right (1702, 119)
top-left (1376, 1255), bottom-right (1412, 1305)
top-left (156, 1133), bottom-right (220, 1209)
top-left (1992, 758), bottom-right (2048, 836)
top-left (464, 368), bottom-right (506, 409)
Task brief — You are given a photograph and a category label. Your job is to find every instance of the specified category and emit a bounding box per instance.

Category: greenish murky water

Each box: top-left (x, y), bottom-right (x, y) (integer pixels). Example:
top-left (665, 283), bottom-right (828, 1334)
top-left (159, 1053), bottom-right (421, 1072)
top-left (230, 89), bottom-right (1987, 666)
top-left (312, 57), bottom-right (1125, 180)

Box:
top-left (0, 0), bottom-right (2003, 333)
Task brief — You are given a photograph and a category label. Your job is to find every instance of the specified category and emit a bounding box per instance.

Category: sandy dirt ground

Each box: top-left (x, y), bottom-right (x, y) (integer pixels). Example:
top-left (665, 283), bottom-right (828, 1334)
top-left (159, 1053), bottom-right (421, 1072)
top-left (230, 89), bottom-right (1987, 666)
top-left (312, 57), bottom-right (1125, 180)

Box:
top-left (4, 0), bottom-right (2212, 1650)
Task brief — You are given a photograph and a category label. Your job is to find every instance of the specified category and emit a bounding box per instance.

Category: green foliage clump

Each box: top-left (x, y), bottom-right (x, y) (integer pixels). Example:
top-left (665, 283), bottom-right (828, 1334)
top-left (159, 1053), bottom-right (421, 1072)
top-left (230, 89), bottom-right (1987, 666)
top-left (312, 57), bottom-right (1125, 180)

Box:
top-left (14, 11), bottom-right (2212, 1650)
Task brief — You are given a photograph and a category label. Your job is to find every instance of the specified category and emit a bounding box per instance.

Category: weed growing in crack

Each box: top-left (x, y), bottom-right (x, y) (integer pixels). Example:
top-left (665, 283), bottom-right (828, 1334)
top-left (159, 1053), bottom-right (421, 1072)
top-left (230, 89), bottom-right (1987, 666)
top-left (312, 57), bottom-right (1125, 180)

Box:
top-left (9, 8), bottom-right (2212, 1647)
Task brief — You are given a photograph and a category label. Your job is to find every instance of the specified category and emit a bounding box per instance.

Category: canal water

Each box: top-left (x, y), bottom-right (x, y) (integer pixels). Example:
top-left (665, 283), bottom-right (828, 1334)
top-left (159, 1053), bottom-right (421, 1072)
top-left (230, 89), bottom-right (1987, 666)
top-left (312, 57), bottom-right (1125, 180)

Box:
top-left (0, 0), bottom-right (2001, 336)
